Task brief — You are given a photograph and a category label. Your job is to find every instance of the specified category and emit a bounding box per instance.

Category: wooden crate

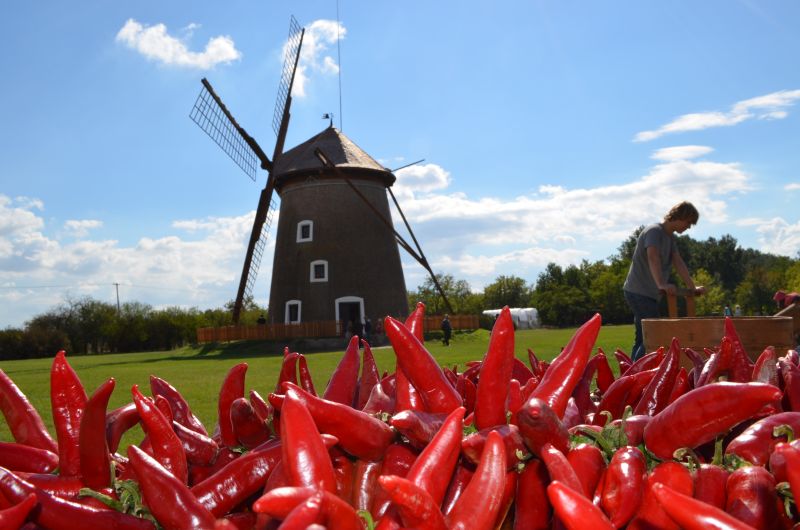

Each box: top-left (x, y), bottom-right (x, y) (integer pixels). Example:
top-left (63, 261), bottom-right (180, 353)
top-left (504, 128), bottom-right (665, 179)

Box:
top-left (642, 316), bottom-right (795, 361)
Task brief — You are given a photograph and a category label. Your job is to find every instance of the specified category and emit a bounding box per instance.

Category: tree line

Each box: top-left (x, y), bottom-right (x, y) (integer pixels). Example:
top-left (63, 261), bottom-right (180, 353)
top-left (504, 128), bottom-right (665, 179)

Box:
top-left (2, 230), bottom-right (798, 360)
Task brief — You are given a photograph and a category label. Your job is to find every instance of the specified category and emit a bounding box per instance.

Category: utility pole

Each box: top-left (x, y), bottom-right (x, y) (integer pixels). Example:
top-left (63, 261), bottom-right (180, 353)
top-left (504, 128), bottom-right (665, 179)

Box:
top-left (113, 283), bottom-right (120, 314)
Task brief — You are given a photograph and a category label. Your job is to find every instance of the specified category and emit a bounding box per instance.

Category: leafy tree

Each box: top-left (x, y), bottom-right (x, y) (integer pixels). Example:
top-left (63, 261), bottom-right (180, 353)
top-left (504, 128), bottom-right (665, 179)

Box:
top-left (692, 268), bottom-right (728, 316)
top-left (482, 275), bottom-right (531, 310)
top-left (408, 273), bottom-right (478, 315)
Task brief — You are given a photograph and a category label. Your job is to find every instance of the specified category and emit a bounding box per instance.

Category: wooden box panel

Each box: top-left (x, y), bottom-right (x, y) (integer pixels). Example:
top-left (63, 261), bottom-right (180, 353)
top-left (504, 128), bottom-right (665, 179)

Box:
top-left (642, 316), bottom-right (795, 361)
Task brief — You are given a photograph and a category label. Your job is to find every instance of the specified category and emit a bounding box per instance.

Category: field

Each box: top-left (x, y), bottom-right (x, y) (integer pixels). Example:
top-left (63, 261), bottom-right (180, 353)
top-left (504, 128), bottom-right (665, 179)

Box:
top-left (0, 323), bottom-right (633, 450)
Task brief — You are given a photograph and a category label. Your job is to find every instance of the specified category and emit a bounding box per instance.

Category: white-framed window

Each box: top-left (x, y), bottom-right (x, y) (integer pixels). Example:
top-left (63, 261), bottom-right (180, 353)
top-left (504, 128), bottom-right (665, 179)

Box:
top-left (334, 296), bottom-right (365, 324)
top-left (296, 220), bottom-right (313, 242)
top-left (285, 300), bottom-right (301, 324)
top-left (310, 259), bottom-right (328, 282)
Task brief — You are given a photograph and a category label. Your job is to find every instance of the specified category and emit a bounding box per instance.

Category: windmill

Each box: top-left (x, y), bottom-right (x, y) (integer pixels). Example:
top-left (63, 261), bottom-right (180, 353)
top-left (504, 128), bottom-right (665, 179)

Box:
top-left (190, 16), bottom-right (452, 326)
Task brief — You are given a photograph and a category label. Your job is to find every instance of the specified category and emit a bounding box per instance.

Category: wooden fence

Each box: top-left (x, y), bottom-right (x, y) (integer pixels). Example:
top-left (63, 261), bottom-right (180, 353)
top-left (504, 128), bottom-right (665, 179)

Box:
top-left (196, 314), bottom-right (480, 343)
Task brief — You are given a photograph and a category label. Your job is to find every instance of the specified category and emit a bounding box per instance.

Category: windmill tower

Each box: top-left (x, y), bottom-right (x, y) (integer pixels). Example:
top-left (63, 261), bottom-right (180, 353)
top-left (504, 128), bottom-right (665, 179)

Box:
top-left (190, 16), bottom-right (450, 326)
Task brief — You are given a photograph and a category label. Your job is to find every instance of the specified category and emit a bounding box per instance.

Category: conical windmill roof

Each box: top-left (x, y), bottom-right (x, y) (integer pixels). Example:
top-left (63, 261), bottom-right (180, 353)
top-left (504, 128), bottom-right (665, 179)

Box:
top-left (272, 126), bottom-right (395, 189)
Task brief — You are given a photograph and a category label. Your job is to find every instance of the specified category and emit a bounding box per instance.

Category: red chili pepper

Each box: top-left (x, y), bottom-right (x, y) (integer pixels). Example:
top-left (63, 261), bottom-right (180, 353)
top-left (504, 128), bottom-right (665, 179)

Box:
top-left (105, 402), bottom-right (140, 454)
top-left (455, 374), bottom-right (477, 415)
top-left (384, 316), bottom-right (462, 414)
top-left (249, 389), bottom-right (273, 424)
top-left (725, 316), bottom-right (754, 382)
top-left (651, 482), bottom-right (754, 530)
top-left (357, 340), bottom-right (381, 410)
top-left (230, 396), bottom-right (270, 449)
top-left (566, 442), bottom-right (606, 499)
top-left (405, 301), bottom-right (426, 342)
top-left (0, 466), bottom-right (155, 530)
top-left (79, 378), bottom-right (115, 489)
top-left (725, 465), bottom-right (780, 530)
top-left (474, 306), bottom-right (515, 429)
top-left (683, 347), bottom-right (706, 386)
top-left (667, 366), bottom-right (690, 404)
top-left (613, 349), bottom-right (632, 375)
top-left (528, 313), bottom-right (601, 418)
top-left (297, 354), bottom-right (317, 396)
top-left (516, 396), bottom-right (570, 457)
top-left (512, 357), bottom-right (535, 384)
top-left (752, 346), bottom-right (779, 385)
top-left (626, 347), bottom-right (665, 375)
top-left (279, 382), bottom-right (395, 461)
top-left (149, 375), bottom-right (207, 436)
top-left (393, 365), bottom-right (423, 412)
top-left (15, 471), bottom-right (84, 497)
top-left (643, 382), bottom-right (782, 460)
top-left (405, 406), bottom-right (465, 505)
top-left (353, 459), bottom-right (382, 513)
top-left (128, 444), bottom-right (215, 530)
top-left (780, 358), bottom-right (800, 411)
top-left (191, 439), bottom-right (282, 517)
top-left (187, 445), bottom-right (238, 486)
top-left (593, 372), bottom-right (639, 424)
top-left (445, 430), bottom-right (507, 530)
top-left (0, 491), bottom-right (36, 529)
top-left (547, 480), bottom-right (614, 530)
top-left (627, 461), bottom-right (693, 530)
top-left (390, 410), bottom-right (446, 449)
top-left (607, 413), bottom-right (651, 446)
top-left (217, 363), bottom-right (247, 448)
top-left (441, 462), bottom-right (474, 517)
top-left (0, 368), bottom-right (58, 453)
top-left (275, 351), bottom-right (300, 392)
top-left (50, 350), bottom-right (87, 477)
top-left (594, 350), bottom-right (615, 394)
top-left (361, 380), bottom-right (396, 415)
top-left (528, 348), bottom-right (541, 376)
top-left (322, 336), bottom-right (361, 407)
top-left (377, 475), bottom-right (448, 530)
top-left (622, 367), bottom-right (660, 411)
top-left (252, 486), bottom-right (363, 530)
top-left (279, 490), bottom-right (325, 529)
top-left (507, 378), bottom-right (523, 424)
top-left (540, 442), bottom-right (583, 495)
top-left (677, 446), bottom-right (729, 511)
top-left (371, 442), bottom-right (418, 519)
top-left (0, 441), bottom-right (58, 474)
top-left (462, 423), bottom-right (530, 470)
top-left (132, 384), bottom-right (188, 484)
top-left (599, 446), bottom-right (646, 527)
top-left (280, 393), bottom-right (337, 493)
top-left (633, 337), bottom-right (681, 416)
top-left (725, 411), bottom-right (800, 465)
top-left (774, 442), bottom-right (800, 508)
top-left (513, 459), bottom-right (550, 530)
top-left (571, 356), bottom-right (598, 421)
top-left (171, 420), bottom-right (219, 466)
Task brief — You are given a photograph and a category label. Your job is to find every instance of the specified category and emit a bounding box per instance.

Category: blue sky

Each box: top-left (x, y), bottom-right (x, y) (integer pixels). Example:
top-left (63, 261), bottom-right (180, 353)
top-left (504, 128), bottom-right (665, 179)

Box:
top-left (1, 1), bottom-right (799, 327)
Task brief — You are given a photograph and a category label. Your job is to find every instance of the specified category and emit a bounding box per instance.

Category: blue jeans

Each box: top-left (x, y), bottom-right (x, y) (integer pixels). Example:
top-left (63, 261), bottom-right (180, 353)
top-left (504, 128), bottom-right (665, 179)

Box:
top-left (624, 290), bottom-right (660, 361)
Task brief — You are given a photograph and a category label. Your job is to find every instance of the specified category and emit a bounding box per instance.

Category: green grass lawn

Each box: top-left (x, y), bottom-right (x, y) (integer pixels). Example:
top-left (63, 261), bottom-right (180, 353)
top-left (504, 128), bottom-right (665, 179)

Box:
top-left (0, 323), bottom-right (633, 449)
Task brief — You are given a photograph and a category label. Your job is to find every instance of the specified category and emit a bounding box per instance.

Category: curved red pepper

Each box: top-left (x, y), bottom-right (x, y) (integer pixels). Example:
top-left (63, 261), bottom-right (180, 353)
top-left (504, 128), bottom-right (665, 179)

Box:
top-left (445, 430), bottom-right (507, 530)
top-left (149, 375), bottom-right (207, 435)
top-left (540, 442), bottom-right (583, 495)
top-left (249, 389), bottom-right (273, 424)
top-left (512, 357), bottom-right (535, 384)
top-left (80, 378), bottom-right (115, 489)
top-left (230, 396), bottom-right (270, 449)
top-left (441, 462), bottom-right (474, 517)
top-left (297, 354), bottom-right (317, 396)
top-left (279, 490), bottom-right (324, 529)
top-left (0, 466), bottom-right (155, 530)
top-left (252, 485), bottom-right (363, 530)
top-left (0, 491), bottom-right (36, 529)
top-left (613, 349), bottom-right (632, 375)
top-left (599, 446), bottom-right (646, 527)
top-left (0, 441), bottom-right (58, 474)
top-left (566, 442), bottom-right (606, 499)
top-left (217, 363), bottom-right (247, 448)
top-left (513, 459), bottom-right (550, 530)
top-left (280, 393), bottom-right (337, 493)
top-left (667, 366), bottom-right (690, 404)
top-left (547, 480), bottom-right (614, 529)
top-left (462, 423), bottom-right (530, 470)
top-left (371, 442), bottom-right (418, 519)
top-left (377, 475), bottom-right (447, 530)
top-left (774, 442), bottom-right (800, 510)
top-left (626, 347), bottom-right (664, 375)
top-left (474, 306), bottom-right (515, 429)
top-left (726, 465), bottom-right (781, 530)
top-left (106, 402), bottom-right (140, 454)
top-left (528, 313), bottom-right (601, 418)
top-left (633, 337), bottom-right (681, 416)
top-left (692, 461), bottom-right (729, 510)
top-left (652, 482), bottom-right (753, 530)
top-left (405, 406), bottom-right (465, 505)
top-left (353, 459), bottom-right (382, 513)
top-left (643, 382), bottom-right (782, 460)
top-left (128, 444), bottom-right (216, 530)
top-left (191, 439), bottom-right (282, 517)
top-left (405, 301), bottom-right (426, 342)
top-left (384, 316), bottom-right (461, 414)
top-left (725, 316), bottom-right (754, 382)
top-left (516, 397), bottom-right (570, 457)
top-left (391, 410), bottom-right (446, 449)
top-left (322, 336), bottom-right (361, 406)
top-left (0, 368), bottom-right (58, 453)
top-left (725, 411), bottom-right (800, 465)
top-left (357, 340), bottom-right (381, 410)
top-left (50, 350), bottom-right (87, 477)
top-left (275, 351), bottom-right (300, 392)
top-left (172, 420), bottom-right (219, 466)
top-left (595, 350), bottom-right (615, 394)
top-left (628, 461), bottom-right (693, 530)
top-left (361, 380), bottom-right (396, 415)
top-left (132, 384), bottom-right (188, 484)
top-left (393, 365), bottom-right (423, 412)
top-left (780, 358), bottom-right (800, 411)
top-left (280, 382), bottom-right (395, 461)
top-left (752, 346), bottom-right (779, 385)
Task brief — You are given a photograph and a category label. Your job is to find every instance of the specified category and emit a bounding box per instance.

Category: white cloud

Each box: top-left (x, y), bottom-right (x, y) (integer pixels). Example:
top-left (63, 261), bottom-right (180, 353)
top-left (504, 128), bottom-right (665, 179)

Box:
top-left (393, 163), bottom-right (451, 199)
top-left (291, 19), bottom-right (346, 98)
top-left (116, 19), bottom-right (241, 70)
top-left (785, 183), bottom-right (800, 191)
top-left (748, 217), bottom-right (800, 256)
top-left (63, 219), bottom-right (102, 238)
top-left (651, 145), bottom-right (714, 161)
top-left (634, 89), bottom-right (800, 142)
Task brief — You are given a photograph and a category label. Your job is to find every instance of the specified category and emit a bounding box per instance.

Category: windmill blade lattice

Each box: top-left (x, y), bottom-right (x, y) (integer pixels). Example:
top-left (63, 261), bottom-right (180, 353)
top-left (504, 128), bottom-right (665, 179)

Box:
top-left (273, 15), bottom-right (303, 137)
top-left (190, 81), bottom-right (260, 182)
top-left (243, 197), bottom-right (276, 302)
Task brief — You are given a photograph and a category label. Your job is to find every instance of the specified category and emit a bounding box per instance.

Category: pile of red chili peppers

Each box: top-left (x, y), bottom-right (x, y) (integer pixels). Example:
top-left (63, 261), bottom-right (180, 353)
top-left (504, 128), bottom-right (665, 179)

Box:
top-left (2, 304), bottom-right (800, 529)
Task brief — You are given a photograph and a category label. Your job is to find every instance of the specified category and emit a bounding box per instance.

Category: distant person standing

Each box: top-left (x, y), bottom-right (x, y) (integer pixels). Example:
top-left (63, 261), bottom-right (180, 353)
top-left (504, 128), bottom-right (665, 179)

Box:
top-left (623, 201), bottom-right (706, 361)
top-left (441, 314), bottom-right (452, 346)
top-left (734, 304), bottom-right (742, 317)
top-left (364, 318), bottom-right (372, 344)
top-left (723, 305), bottom-right (733, 317)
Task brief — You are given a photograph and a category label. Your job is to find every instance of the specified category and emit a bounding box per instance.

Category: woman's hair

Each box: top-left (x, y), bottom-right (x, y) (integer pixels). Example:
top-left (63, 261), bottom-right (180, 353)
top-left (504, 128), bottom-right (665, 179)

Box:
top-left (664, 201), bottom-right (699, 225)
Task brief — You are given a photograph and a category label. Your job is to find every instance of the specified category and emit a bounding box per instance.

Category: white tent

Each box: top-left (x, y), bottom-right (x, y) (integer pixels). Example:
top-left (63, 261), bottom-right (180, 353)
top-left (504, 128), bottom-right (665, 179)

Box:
top-left (482, 307), bottom-right (540, 329)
